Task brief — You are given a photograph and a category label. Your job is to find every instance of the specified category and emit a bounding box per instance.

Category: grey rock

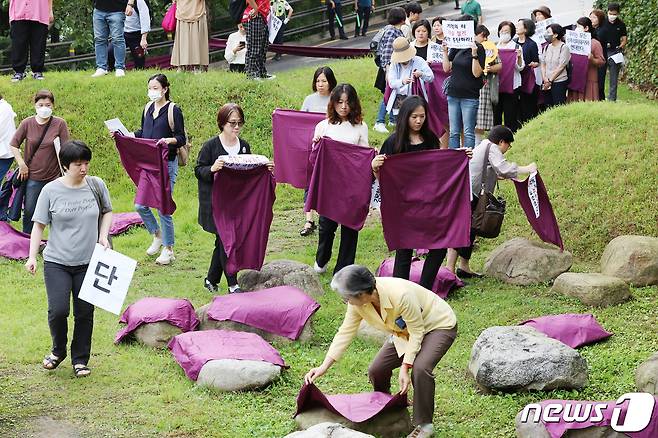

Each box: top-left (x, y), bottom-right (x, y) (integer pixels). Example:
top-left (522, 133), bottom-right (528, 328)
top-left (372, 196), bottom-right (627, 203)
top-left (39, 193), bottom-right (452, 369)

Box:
top-left (295, 407), bottom-right (411, 438)
top-left (133, 321), bottom-right (183, 348)
top-left (515, 410), bottom-right (626, 438)
top-left (357, 321), bottom-right (389, 345)
top-left (552, 273), bottom-right (632, 307)
top-left (238, 260), bottom-right (324, 298)
top-left (468, 326), bottom-right (588, 393)
top-left (284, 422), bottom-right (375, 438)
top-left (600, 235), bottom-right (658, 286)
top-left (196, 359), bottom-right (281, 392)
top-left (483, 238), bottom-right (573, 285)
top-left (636, 352), bottom-right (658, 396)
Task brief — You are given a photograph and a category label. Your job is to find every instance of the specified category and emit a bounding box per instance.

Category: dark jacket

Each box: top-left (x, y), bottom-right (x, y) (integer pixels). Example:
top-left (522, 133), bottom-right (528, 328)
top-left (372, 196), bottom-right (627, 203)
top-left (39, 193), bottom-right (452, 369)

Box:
top-left (194, 135), bottom-right (251, 234)
top-left (134, 101), bottom-right (186, 161)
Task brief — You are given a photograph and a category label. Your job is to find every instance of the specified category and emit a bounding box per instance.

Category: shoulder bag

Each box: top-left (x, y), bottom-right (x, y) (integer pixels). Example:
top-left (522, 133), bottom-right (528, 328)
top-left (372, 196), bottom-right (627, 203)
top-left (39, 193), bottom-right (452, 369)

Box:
top-left (471, 142), bottom-right (506, 238)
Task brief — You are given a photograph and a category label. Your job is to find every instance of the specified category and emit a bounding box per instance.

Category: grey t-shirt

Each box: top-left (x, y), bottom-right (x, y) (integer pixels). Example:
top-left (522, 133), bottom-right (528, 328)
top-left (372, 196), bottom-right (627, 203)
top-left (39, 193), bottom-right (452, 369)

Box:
top-left (301, 93), bottom-right (330, 113)
top-left (33, 177), bottom-right (112, 266)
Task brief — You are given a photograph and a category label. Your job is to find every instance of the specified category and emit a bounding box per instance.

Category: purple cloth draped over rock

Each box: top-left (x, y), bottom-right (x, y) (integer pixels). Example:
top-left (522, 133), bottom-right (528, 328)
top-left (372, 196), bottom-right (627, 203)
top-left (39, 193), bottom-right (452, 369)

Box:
top-left (209, 39), bottom-right (371, 58)
top-left (498, 49), bottom-right (518, 94)
top-left (294, 383), bottom-right (408, 423)
top-left (519, 314), bottom-right (613, 349)
top-left (114, 134), bottom-right (176, 215)
top-left (114, 297), bottom-right (200, 344)
top-left (533, 397), bottom-right (658, 438)
top-left (212, 165), bottom-right (275, 275)
top-left (168, 330), bottom-right (288, 381)
top-left (304, 137), bottom-right (376, 231)
top-left (378, 149), bottom-right (472, 251)
top-left (513, 172), bottom-right (564, 250)
top-left (411, 63), bottom-right (449, 137)
top-left (568, 54), bottom-right (589, 93)
top-left (206, 286), bottom-right (320, 340)
top-left (272, 109), bottom-right (326, 189)
top-left (0, 221), bottom-right (39, 260)
top-left (109, 212), bottom-right (144, 236)
top-left (376, 257), bottom-right (464, 299)
top-left (520, 66), bottom-right (536, 94)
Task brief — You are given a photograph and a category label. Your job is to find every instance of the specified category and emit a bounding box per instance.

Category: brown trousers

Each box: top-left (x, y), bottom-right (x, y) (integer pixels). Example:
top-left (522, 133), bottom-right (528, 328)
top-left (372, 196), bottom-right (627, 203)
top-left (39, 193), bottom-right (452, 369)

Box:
top-left (368, 325), bottom-right (458, 425)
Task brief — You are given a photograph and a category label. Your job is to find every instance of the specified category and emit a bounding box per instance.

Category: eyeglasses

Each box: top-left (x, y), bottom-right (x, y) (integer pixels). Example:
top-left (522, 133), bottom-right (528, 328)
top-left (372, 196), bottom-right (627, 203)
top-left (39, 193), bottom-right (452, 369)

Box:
top-left (227, 121), bottom-right (244, 128)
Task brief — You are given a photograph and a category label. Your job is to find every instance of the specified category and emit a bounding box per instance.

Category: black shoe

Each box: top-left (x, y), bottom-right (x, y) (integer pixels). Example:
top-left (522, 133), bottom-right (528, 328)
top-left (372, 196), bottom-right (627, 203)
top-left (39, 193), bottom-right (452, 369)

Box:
top-left (11, 72), bottom-right (26, 82)
top-left (204, 278), bottom-right (218, 293)
top-left (228, 286), bottom-right (242, 294)
top-left (300, 220), bottom-right (317, 237)
top-left (456, 268), bottom-right (483, 279)
top-left (340, 35), bottom-right (349, 40)
top-left (272, 54), bottom-right (282, 61)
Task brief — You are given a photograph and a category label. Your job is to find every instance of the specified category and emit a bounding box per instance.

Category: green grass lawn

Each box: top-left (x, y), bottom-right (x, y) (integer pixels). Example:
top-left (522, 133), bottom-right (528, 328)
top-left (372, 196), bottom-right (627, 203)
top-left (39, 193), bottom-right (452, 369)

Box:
top-left (0, 60), bottom-right (656, 437)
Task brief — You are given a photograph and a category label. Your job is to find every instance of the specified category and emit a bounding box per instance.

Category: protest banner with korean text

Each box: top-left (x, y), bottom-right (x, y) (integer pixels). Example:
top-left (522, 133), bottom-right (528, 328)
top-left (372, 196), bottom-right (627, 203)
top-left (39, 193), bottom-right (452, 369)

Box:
top-left (443, 21), bottom-right (475, 49)
top-left (566, 30), bottom-right (592, 57)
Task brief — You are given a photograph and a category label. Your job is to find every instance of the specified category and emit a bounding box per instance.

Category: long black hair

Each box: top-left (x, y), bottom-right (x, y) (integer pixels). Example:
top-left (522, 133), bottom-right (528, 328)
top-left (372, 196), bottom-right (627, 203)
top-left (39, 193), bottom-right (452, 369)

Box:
top-left (393, 95), bottom-right (439, 154)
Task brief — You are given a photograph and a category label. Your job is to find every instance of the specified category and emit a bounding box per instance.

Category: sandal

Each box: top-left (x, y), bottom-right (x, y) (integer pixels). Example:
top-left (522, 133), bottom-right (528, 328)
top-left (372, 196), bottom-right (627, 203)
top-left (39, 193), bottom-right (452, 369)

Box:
top-left (299, 220), bottom-right (316, 237)
top-left (42, 354), bottom-right (65, 370)
top-left (73, 364), bottom-right (91, 378)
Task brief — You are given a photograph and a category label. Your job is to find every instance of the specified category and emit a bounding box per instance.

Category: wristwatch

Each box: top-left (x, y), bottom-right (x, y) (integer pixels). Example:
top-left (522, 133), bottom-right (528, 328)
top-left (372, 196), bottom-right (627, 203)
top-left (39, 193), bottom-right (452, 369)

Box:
top-left (471, 55), bottom-right (478, 59)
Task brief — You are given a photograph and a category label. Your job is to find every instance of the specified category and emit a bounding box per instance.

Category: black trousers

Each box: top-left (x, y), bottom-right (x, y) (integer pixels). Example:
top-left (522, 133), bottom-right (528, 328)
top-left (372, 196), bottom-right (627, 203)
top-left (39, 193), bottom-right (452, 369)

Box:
top-left (10, 20), bottom-right (49, 74)
top-left (518, 87), bottom-right (538, 126)
top-left (273, 17), bottom-right (286, 44)
top-left (455, 198), bottom-right (479, 260)
top-left (108, 31), bottom-right (146, 70)
top-left (327, 3), bottom-right (347, 39)
top-left (316, 215), bottom-right (359, 275)
top-left (229, 63), bottom-right (245, 73)
top-left (43, 261), bottom-right (95, 366)
top-left (393, 249), bottom-right (447, 290)
top-left (597, 64), bottom-right (606, 101)
top-left (543, 80), bottom-right (568, 108)
top-left (493, 90), bottom-right (520, 133)
top-left (354, 7), bottom-right (371, 36)
top-left (208, 234), bottom-right (238, 287)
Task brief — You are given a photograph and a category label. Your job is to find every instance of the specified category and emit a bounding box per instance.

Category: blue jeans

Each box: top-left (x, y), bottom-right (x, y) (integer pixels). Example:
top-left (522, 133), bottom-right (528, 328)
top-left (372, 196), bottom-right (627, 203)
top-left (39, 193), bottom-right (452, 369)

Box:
top-left (447, 96), bottom-right (479, 149)
top-left (135, 158), bottom-right (178, 247)
top-left (376, 99), bottom-right (397, 125)
top-left (23, 179), bottom-right (48, 234)
top-left (93, 9), bottom-right (126, 70)
top-left (0, 158), bottom-right (13, 183)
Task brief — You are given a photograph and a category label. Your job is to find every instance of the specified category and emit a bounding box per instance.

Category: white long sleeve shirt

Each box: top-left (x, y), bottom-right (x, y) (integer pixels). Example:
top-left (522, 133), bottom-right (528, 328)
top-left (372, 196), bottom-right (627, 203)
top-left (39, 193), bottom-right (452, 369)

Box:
top-left (386, 56), bottom-right (434, 112)
top-left (225, 30), bottom-right (247, 65)
top-left (0, 99), bottom-right (17, 159)
top-left (124, 0), bottom-right (151, 34)
top-left (497, 41), bottom-right (525, 90)
top-left (314, 119), bottom-right (369, 147)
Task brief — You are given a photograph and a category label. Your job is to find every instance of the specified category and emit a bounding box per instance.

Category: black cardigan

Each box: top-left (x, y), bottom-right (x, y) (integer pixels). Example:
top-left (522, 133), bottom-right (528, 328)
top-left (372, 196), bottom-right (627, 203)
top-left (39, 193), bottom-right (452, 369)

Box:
top-left (194, 135), bottom-right (251, 234)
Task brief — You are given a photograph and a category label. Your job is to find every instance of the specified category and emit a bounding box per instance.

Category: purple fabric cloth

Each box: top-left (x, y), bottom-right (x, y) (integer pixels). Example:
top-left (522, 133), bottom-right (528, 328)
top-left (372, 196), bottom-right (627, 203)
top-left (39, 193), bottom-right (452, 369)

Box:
top-left (378, 149), bottom-right (472, 251)
top-left (521, 66), bottom-right (536, 94)
top-left (209, 39), bottom-right (371, 58)
top-left (114, 134), bottom-right (176, 215)
top-left (376, 257), bottom-right (464, 299)
top-left (272, 109), bottom-right (326, 189)
top-left (0, 221), bottom-right (36, 260)
top-left (513, 172), bottom-right (564, 250)
top-left (114, 297), bottom-right (200, 344)
top-left (304, 137), bottom-right (376, 231)
top-left (294, 383), bottom-right (408, 423)
top-left (519, 314), bottom-right (613, 349)
top-left (212, 165), bottom-right (275, 275)
top-left (168, 330), bottom-right (288, 381)
top-left (568, 54), bottom-right (589, 93)
top-left (109, 212), bottom-right (144, 236)
top-left (411, 63), bottom-right (449, 137)
top-left (206, 286), bottom-right (320, 340)
top-left (498, 49), bottom-right (518, 94)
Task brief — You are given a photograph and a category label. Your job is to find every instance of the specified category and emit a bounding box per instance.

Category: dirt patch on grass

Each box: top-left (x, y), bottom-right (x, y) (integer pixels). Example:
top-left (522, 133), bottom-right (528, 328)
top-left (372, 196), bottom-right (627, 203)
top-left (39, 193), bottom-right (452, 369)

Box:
top-left (17, 417), bottom-right (81, 438)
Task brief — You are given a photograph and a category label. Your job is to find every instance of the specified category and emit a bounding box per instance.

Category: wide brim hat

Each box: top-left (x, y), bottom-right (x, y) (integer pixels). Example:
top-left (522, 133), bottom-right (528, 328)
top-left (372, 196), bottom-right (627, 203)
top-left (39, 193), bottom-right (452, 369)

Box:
top-left (532, 6), bottom-right (552, 19)
top-left (390, 37), bottom-right (417, 64)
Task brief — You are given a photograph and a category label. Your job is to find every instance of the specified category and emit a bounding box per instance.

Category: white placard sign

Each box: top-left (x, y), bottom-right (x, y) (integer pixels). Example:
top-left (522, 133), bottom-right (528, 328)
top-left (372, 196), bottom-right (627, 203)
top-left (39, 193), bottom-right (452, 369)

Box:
top-left (532, 17), bottom-right (556, 45)
top-left (427, 42), bottom-right (444, 63)
top-left (566, 30), bottom-right (591, 56)
top-left (268, 12), bottom-right (283, 44)
top-left (79, 244), bottom-right (137, 315)
top-left (104, 118), bottom-right (130, 136)
top-left (443, 20), bottom-right (475, 49)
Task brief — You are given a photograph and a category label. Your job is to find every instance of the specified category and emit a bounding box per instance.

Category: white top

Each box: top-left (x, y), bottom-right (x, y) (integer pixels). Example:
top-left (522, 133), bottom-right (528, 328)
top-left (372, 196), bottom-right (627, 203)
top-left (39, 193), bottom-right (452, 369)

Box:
top-left (0, 99), bottom-right (17, 159)
top-left (301, 93), bottom-right (330, 113)
top-left (223, 138), bottom-right (241, 156)
top-left (314, 119), bottom-right (369, 147)
top-left (401, 18), bottom-right (412, 42)
top-left (124, 0), bottom-right (151, 34)
top-left (225, 31), bottom-right (247, 65)
top-left (497, 41), bottom-right (525, 90)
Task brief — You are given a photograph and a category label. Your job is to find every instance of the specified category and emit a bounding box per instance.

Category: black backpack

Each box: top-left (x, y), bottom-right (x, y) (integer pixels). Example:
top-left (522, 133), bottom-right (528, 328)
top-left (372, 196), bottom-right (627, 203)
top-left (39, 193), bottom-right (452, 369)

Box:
top-left (229, 0), bottom-right (247, 24)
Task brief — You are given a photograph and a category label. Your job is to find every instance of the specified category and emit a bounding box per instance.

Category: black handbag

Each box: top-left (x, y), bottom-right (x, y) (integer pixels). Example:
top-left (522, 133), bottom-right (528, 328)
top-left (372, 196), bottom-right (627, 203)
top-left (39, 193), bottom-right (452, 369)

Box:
top-left (471, 142), bottom-right (506, 238)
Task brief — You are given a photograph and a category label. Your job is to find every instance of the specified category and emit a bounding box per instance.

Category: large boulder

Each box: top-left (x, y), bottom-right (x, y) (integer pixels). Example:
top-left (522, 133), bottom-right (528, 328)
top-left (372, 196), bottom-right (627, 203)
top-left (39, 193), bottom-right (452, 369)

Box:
top-left (600, 235), bottom-right (658, 286)
top-left (295, 407), bottom-right (411, 438)
top-left (551, 273), bottom-right (632, 307)
top-left (133, 321), bottom-right (183, 348)
top-left (357, 321), bottom-right (389, 345)
top-left (238, 260), bottom-right (324, 298)
top-left (636, 352), bottom-right (658, 396)
top-left (196, 303), bottom-right (314, 343)
top-left (196, 359), bottom-right (281, 391)
top-left (483, 238), bottom-right (573, 285)
top-left (515, 410), bottom-right (626, 438)
top-left (284, 423), bottom-right (375, 438)
top-left (468, 326), bottom-right (588, 393)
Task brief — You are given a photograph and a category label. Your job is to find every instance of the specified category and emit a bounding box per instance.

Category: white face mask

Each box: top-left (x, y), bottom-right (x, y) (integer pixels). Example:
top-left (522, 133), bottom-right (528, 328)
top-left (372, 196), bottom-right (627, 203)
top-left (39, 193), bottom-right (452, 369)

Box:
top-left (608, 14), bottom-right (618, 22)
top-left (148, 90), bottom-right (163, 102)
top-left (499, 33), bottom-right (511, 43)
top-left (36, 106), bottom-right (52, 119)
top-left (576, 25), bottom-right (585, 32)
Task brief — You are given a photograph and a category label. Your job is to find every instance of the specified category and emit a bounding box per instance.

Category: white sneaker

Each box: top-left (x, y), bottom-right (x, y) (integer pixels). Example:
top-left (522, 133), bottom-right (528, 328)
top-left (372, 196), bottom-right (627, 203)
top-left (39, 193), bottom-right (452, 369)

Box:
top-left (115, 68), bottom-right (125, 77)
top-left (388, 121), bottom-right (396, 127)
top-left (146, 235), bottom-right (163, 256)
top-left (91, 68), bottom-right (108, 78)
top-left (313, 261), bottom-right (327, 274)
top-left (407, 423), bottom-right (434, 438)
top-left (155, 247), bottom-right (175, 265)
top-left (373, 122), bottom-right (389, 134)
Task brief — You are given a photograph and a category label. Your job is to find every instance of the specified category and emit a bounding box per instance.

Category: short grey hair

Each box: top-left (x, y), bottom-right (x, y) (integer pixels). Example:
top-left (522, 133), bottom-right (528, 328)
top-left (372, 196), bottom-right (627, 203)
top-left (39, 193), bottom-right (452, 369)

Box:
top-left (330, 265), bottom-right (376, 301)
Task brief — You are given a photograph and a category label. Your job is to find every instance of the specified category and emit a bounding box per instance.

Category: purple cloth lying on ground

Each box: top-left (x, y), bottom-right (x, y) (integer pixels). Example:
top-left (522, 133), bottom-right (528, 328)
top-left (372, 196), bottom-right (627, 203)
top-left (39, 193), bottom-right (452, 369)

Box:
top-left (498, 49), bottom-right (518, 94)
top-left (109, 212), bottom-right (144, 236)
top-left (519, 314), bottom-right (613, 349)
top-left (212, 166), bottom-right (276, 275)
top-left (206, 286), bottom-right (320, 340)
top-left (0, 221), bottom-right (37, 260)
top-left (568, 54), bottom-right (589, 93)
top-left (379, 149), bottom-right (472, 251)
top-left (114, 297), bottom-right (199, 344)
top-left (304, 137), bottom-right (376, 231)
top-left (376, 257), bottom-right (464, 299)
top-left (513, 172), bottom-right (564, 250)
top-left (114, 134), bottom-right (176, 215)
top-left (168, 330), bottom-right (288, 381)
top-left (294, 383), bottom-right (408, 423)
top-left (272, 109), bottom-right (326, 189)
